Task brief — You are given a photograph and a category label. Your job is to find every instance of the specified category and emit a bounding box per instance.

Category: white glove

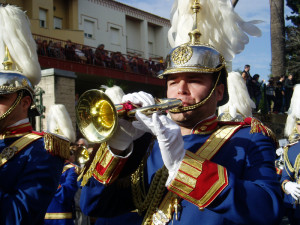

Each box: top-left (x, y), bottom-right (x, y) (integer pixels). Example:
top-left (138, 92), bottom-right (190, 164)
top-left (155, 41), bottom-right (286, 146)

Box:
top-left (108, 91), bottom-right (154, 151)
top-left (133, 111), bottom-right (185, 186)
top-left (284, 181), bottom-right (300, 201)
top-left (108, 119), bottom-right (144, 151)
top-left (276, 147), bottom-right (284, 156)
top-left (122, 91), bottom-right (155, 107)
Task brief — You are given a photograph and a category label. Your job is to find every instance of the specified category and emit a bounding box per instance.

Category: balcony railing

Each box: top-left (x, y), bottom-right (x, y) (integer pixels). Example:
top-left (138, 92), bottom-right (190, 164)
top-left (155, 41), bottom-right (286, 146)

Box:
top-left (33, 34), bottom-right (165, 86)
top-left (33, 34), bottom-right (165, 77)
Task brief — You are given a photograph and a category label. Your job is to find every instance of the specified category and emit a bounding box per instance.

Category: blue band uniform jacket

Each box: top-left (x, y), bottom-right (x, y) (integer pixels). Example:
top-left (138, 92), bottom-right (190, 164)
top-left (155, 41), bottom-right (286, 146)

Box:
top-left (79, 116), bottom-right (283, 225)
top-left (280, 140), bottom-right (300, 222)
top-left (0, 122), bottom-right (69, 225)
top-left (45, 161), bottom-right (79, 225)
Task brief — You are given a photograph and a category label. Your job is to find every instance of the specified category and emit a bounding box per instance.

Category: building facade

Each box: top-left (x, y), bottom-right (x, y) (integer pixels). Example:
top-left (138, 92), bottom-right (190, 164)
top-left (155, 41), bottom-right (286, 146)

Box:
top-left (0, 0), bottom-right (170, 133)
top-left (78, 0), bottom-right (171, 60)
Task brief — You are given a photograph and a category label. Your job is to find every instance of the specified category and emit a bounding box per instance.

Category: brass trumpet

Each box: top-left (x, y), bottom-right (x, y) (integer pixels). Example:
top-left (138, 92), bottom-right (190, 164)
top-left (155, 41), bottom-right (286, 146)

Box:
top-left (76, 89), bottom-right (182, 143)
top-left (77, 146), bottom-right (90, 165)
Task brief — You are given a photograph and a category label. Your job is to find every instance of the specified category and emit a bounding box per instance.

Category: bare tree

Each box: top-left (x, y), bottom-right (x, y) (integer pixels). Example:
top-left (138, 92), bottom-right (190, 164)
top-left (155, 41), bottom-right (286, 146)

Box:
top-left (270, 0), bottom-right (286, 78)
top-left (232, 0), bottom-right (239, 8)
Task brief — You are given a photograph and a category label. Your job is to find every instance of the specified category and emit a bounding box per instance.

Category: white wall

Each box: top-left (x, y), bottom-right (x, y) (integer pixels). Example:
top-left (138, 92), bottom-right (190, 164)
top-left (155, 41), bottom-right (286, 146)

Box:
top-left (78, 0), bottom-right (171, 59)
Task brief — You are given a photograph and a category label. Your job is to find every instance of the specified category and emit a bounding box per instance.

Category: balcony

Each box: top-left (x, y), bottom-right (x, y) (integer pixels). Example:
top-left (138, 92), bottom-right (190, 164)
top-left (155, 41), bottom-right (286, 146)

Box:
top-left (34, 34), bottom-right (165, 95)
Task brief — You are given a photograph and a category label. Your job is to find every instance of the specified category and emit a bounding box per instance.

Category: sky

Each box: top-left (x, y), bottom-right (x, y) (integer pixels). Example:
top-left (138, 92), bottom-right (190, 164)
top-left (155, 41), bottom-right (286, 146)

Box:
top-left (117, 0), bottom-right (293, 82)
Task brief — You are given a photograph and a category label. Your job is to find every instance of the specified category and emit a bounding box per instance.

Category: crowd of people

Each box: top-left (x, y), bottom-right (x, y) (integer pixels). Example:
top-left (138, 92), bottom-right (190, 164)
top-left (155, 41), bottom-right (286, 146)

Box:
top-left (35, 38), bottom-right (165, 77)
top-left (2, 2), bottom-right (300, 225)
top-left (241, 64), bottom-right (295, 114)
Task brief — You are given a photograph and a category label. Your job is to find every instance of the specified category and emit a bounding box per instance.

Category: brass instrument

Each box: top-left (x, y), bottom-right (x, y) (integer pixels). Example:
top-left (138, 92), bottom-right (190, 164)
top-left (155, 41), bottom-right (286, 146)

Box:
top-left (76, 89), bottom-right (182, 143)
top-left (77, 146), bottom-right (90, 165)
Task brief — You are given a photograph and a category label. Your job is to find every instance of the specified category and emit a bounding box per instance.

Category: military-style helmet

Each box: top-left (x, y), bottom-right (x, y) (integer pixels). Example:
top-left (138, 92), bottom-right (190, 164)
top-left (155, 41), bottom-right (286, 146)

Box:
top-left (0, 5), bottom-right (41, 120)
top-left (158, 31), bottom-right (229, 108)
top-left (159, 0), bottom-right (262, 112)
top-left (0, 72), bottom-right (34, 96)
top-left (0, 47), bottom-right (35, 97)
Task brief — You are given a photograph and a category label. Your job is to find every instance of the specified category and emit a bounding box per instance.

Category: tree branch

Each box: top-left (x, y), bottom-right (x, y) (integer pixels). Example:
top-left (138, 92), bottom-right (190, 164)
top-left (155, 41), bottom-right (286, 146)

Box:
top-left (232, 0), bottom-right (239, 8)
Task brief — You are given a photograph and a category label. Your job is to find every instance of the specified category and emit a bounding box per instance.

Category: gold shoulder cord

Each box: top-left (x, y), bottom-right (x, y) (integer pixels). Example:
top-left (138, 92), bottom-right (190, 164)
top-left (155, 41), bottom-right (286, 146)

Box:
top-left (131, 138), bottom-right (169, 225)
top-left (283, 144), bottom-right (300, 182)
top-left (283, 146), bottom-right (294, 180)
top-left (294, 154), bottom-right (300, 182)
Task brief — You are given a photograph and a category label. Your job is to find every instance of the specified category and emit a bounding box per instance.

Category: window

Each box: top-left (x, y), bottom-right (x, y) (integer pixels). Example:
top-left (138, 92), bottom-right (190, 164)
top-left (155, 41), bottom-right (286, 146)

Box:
top-left (39, 8), bottom-right (47, 28)
top-left (84, 20), bottom-right (94, 39)
top-left (148, 41), bottom-right (153, 54)
top-left (110, 27), bottom-right (120, 45)
top-left (54, 17), bottom-right (62, 29)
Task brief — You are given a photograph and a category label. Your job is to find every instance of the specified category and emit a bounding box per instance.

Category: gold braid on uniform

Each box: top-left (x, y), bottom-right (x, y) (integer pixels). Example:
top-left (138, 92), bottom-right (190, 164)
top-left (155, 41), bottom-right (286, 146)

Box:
top-left (44, 132), bottom-right (70, 160)
top-left (131, 138), bottom-right (169, 225)
top-left (283, 144), bottom-right (300, 181)
top-left (249, 118), bottom-right (277, 145)
top-left (294, 154), bottom-right (300, 182)
top-left (78, 142), bottom-right (106, 186)
top-left (288, 127), bottom-right (300, 143)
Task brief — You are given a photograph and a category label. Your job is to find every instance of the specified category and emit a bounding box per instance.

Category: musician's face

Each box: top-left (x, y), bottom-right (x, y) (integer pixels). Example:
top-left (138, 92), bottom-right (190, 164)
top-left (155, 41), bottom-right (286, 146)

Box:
top-left (0, 92), bottom-right (31, 132)
top-left (166, 73), bottom-right (224, 129)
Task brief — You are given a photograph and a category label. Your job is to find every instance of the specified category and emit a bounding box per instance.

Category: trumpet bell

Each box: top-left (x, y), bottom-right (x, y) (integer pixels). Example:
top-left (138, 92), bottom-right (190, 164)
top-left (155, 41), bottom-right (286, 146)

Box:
top-left (76, 89), bottom-right (118, 143)
top-left (78, 146), bottom-right (90, 164)
top-left (76, 89), bottom-right (183, 143)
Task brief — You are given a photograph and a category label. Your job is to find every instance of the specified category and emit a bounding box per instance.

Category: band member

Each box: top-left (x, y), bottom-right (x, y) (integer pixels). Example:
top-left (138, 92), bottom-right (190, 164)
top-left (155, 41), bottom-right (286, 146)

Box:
top-left (45, 105), bottom-right (79, 225)
top-left (281, 84), bottom-right (300, 225)
top-left (79, 0), bottom-right (282, 224)
top-left (0, 5), bottom-right (70, 225)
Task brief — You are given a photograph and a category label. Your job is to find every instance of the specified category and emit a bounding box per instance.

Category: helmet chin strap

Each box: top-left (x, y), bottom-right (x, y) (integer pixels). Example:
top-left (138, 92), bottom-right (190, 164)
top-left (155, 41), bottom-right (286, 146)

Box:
top-left (0, 91), bottom-right (23, 121)
top-left (169, 71), bottom-right (221, 113)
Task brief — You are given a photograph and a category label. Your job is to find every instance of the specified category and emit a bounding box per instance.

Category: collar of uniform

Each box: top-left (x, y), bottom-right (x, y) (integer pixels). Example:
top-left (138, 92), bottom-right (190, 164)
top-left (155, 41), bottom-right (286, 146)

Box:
top-left (192, 116), bottom-right (219, 134)
top-left (0, 123), bottom-right (33, 139)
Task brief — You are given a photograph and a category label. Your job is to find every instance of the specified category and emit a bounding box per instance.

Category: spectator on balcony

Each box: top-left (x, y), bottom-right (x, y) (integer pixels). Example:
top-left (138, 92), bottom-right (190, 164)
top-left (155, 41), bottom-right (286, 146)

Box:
top-left (120, 54), bottom-right (129, 71)
top-left (39, 40), bottom-right (49, 56)
top-left (144, 60), bottom-right (151, 75)
top-left (137, 57), bottom-right (145, 74)
top-left (156, 60), bottom-right (165, 76)
top-left (129, 55), bottom-right (138, 73)
top-left (75, 44), bottom-right (87, 63)
top-left (110, 52), bottom-right (116, 69)
top-left (36, 38), bottom-right (43, 55)
top-left (149, 58), bottom-right (157, 76)
top-left (47, 40), bottom-right (55, 57)
top-left (53, 42), bottom-right (65, 59)
top-left (103, 50), bottom-right (112, 68)
top-left (111, 52), bottom-right (123, 70)
top-left (82, 45), bottom-right (94, 65)
top-left (65, 40), bottom-right (77, 61)
top-left (94, 45), bottom-right (105, 67)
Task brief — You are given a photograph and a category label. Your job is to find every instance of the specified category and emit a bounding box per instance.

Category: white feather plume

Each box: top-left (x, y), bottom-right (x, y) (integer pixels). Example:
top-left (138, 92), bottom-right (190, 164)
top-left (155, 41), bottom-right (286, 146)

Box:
top-left (168, 0), bottom-right (262, 62)
top-left (101, 85), bottom-right (125, 104)
top-left (0, 5), bottom-right (41, 85)
top-left (47, 104), bottom-right (76, 143)
top-left (218, 71), bottom-right (255, 118)
top-left (285, 84), bottom-right (300, 137)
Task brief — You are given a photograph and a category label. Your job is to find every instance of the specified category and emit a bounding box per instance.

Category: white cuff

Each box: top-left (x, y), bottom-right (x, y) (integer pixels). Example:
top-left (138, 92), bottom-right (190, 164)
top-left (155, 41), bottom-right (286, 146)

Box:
top-left (108, 143), bottom-right (133, 159)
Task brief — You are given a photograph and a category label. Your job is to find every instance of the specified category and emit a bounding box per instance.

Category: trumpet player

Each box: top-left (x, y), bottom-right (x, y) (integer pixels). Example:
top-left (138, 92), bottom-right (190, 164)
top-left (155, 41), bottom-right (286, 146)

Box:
top-left (281, 84), bottom-right (300, 225)
top-left (0, 5), bottom-right (69, 224)
top-left (44, 104), bottom-right (79, 225)
top-left (79, 0), bottom-right (283, 224)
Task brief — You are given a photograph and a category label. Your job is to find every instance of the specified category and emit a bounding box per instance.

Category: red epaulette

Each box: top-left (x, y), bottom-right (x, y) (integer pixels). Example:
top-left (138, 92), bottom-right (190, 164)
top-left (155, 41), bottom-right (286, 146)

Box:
top-left (243, 117), bottom-right (277, 145)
